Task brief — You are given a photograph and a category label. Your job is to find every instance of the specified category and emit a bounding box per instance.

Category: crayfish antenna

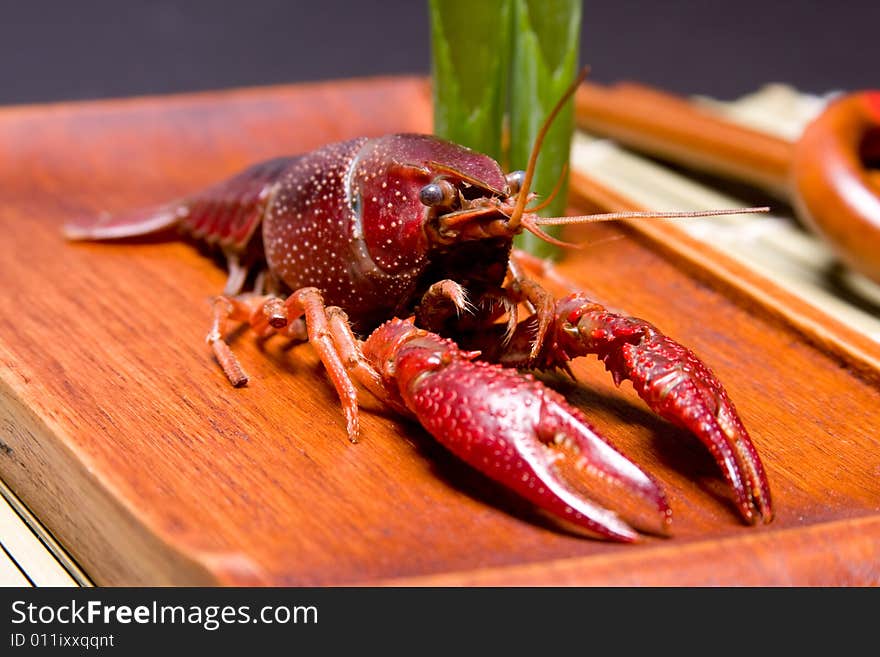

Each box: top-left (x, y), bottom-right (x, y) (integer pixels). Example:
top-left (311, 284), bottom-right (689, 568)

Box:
top-left (523, 163), bottom-right (570, 214)
top-left (516, 206), bottom-right (770, 251)
top-left (499, 66), bottom-right (768, 242)
top-left (507, 67), bottom-right (591, 231)
top-left (533, 206), bottom-right (770, 227)
top-left (521, 217), bottom-right (584, 249)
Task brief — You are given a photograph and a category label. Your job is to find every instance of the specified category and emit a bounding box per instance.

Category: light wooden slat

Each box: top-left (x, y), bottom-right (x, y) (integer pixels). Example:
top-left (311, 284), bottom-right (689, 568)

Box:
top-left (0, 479), bottom-right (83, 586)
top-left (0, 542), bottom-right (31, 587)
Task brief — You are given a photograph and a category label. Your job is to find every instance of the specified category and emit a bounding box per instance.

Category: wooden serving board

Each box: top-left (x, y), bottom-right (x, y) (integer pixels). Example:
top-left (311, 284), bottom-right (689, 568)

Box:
top-left (0, 77), bottom-right (878, 586)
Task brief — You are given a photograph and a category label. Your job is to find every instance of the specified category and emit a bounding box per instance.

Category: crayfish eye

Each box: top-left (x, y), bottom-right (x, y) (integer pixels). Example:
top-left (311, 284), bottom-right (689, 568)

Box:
top-left (505, 170), bottom-right (526, 195)
top-left (419, 184), bottom-right (445, 206)
top-left (419, 180), bottom-right (456, 207)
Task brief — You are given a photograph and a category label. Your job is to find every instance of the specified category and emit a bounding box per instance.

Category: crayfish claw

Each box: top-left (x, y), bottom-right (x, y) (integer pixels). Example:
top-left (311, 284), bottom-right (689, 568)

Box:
top-left (623, 337), bottom-right (772, 525)
top-left (364, 319), bottom-right (672, 541)
top-left (691, 380), bottom-right (773, 524)
top-left (554, 295), bottom-right (773, 525)
top-left (534, 396), bottom-right (673, 538)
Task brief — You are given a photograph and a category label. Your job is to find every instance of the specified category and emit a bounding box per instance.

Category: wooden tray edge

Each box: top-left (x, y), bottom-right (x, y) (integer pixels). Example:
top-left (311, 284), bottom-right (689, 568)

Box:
top-left (374, 514), bottom-right (880, 586)
top-left (0, 376), bottom-right (229, 586)
top-left (0, 74), bottom-right (430, 119)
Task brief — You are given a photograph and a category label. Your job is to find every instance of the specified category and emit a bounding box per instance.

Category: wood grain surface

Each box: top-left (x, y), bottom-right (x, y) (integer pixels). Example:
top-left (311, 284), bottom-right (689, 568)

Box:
top-left (0, 77), bottom-right (878, 585)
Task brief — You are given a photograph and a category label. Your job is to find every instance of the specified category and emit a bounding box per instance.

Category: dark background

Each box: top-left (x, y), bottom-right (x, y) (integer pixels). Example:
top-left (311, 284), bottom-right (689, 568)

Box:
top-left (0, 0), bottom-right (877, 105)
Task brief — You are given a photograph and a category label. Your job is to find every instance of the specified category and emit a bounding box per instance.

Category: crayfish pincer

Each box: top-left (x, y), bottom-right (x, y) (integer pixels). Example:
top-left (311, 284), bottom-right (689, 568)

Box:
top-left (361, 316), bottom-right (672, 540)
top-left (64, 72), bottom-right (773, 540)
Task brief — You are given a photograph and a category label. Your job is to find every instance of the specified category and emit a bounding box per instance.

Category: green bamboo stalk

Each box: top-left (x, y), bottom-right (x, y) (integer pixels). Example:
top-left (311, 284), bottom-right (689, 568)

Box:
top-left (429, 0), bottom-right (512, 162)
top-left (430, 0), bottom-right (581, 258)
top-left (509, 0), bottom-right (581, 258)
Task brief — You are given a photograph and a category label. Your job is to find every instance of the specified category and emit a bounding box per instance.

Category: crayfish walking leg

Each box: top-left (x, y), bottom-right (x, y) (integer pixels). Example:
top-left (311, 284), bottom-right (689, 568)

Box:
top-left (207, 288), bottom-right (368, 442)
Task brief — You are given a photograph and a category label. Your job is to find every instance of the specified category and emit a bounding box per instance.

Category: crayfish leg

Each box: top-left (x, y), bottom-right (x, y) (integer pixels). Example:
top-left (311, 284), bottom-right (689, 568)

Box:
top-left (206, 289), bottom-right (366, 443)
top-left (207, 293), bottom-right (298, 386)
top-left (510, 276), bottom-right (556, 363)
top-left (281, 288), bottom-right (363, 443)
top-left (207, 295), bottom-right (255, 387)
top-left (325, 307), bottom-right (407, 417)
top-left (223, 253), bottom-right (249, 296)
top-left (414, 279), bottom-right (473, 330)
top-left (416, 280), bottom-right (522, 345)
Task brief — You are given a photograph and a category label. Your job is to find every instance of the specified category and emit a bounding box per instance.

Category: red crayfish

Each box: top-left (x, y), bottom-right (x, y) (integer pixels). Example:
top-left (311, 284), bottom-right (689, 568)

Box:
top-left (65, 76), bottom-right (773, 541)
